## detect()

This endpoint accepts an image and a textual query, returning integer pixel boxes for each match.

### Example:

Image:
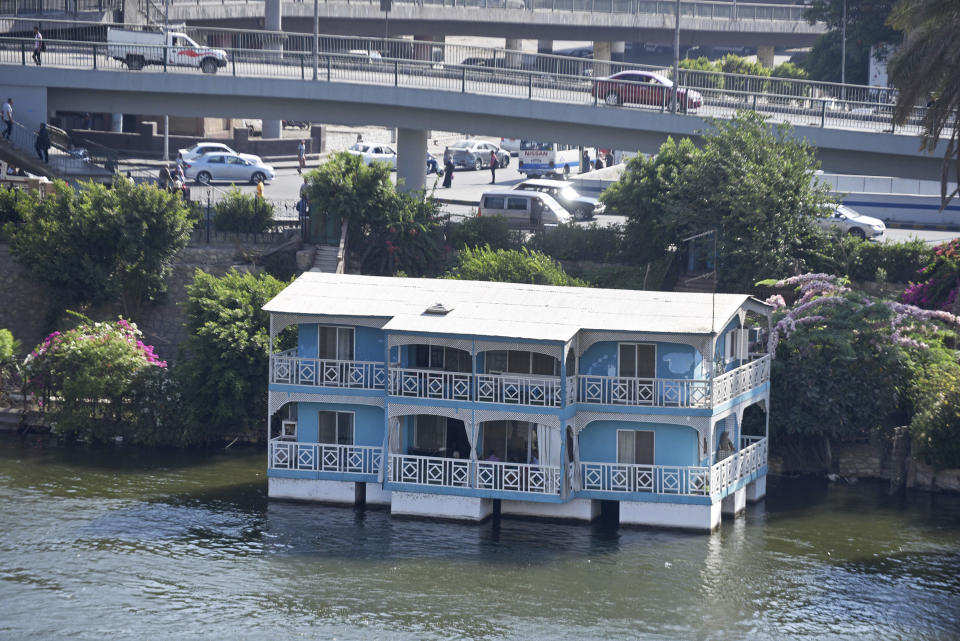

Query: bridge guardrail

[0,25,924,137]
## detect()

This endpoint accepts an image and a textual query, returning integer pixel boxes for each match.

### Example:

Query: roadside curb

[435,197,479,206]
[885,220,960,231]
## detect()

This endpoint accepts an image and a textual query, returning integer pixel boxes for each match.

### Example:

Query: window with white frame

[318,411,354,445]
[618,343,656,379]
[414,415,447,452]
[279,405,298,440]
[482,420,538,463]
[617,429,654,465]
[318,326,354,361]
[723,327,748,364]
[485,350,559,376]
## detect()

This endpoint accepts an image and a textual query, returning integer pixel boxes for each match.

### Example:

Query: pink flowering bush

[902,239,960,311]
[23,318,167,442]
[759,273,960,465]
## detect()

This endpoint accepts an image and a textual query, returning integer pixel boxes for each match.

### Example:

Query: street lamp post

[671,0,680,113]
[313,0,319,80]
[840,0,847,100]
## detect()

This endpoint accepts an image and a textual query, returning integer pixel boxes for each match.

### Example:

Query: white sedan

[817,204,886,240]
[183,153,275,185]
[177,142,261,165]
[346,143,397,169]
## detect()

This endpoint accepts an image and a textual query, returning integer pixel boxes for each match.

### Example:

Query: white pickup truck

[107,28,228,74]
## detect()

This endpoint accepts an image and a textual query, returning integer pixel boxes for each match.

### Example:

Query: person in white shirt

[2,99,12,140]
[32,26,42,66]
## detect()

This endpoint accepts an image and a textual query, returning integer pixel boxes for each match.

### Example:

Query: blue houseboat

[263,273,772,531]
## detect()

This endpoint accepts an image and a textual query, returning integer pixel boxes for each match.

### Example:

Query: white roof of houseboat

[263,272,770,341]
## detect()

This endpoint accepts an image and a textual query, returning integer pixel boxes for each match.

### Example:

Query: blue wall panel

[579,341,700,380]
[578,420,698,467]
[297,402,384,446]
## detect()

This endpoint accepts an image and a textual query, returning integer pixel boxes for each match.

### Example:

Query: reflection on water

[1,434,959,641]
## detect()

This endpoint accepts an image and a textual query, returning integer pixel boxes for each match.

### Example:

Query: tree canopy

[601,111,832,291]
[445,246,586,286]
[802,0,900,84]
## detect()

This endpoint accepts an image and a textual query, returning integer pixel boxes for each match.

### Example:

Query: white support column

[505,38,523,69]
[396,128,427,193]
[593,41,612,78]
[111,113,123,133]
[262,0,283,140]
[757,45,775,68]
[721,486,747,516]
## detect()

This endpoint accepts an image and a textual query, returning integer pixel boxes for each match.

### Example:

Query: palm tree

[887,0,960,208]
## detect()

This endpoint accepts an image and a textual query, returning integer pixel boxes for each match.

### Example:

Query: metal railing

[475,373,562,406]
[159,0,811,22]
[389,453,471,487]
[712,354,770,406]
[709,435,766,498]
[0,0,120,14]
[271,355,386,389]
[581,461,710,495]
[269,439,382,475]
[388,367,472,400]
[577,374,712,407]
[2,119,114,176]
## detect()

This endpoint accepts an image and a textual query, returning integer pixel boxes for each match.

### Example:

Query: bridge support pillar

[413,34,444,62]
[505,38,523,69]
[757,45,775,68]
[612,41,625,62]
[262,0,283,140]
[537,39,552,54]
[396,128,427,194]
[593,40,612,78]
[111,113,123,133]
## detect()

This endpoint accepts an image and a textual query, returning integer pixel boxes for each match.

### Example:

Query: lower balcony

[579,436,767,501]
[388,453,562,498]
[269,440,382,479]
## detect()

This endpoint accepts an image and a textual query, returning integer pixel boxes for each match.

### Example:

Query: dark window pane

[619,344,636,378]
[636,344,656,379]
[508,350,530,374]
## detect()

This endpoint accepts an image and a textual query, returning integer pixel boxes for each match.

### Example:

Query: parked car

[177,142,261,165]
[591,71,703,111]
[444,140,510,171]
[346,142,397,169]
[816,204,886,240]
[478,189,572,227]
[499,138,522,155]
[183,152,275,185]
[513,179,604,220]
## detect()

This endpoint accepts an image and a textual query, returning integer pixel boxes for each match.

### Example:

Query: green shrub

[526,222,625,264]
[902,239,960,311]
[213,187,274,233]
[719,54,770,94]
[448,214,516,252]
[911,361,960,468]
[446,246,586,286]
[0,186,24,229]
[769,62,810,99]
[678,56,723,90]
[0,328,21,407]
[566,262,668,290]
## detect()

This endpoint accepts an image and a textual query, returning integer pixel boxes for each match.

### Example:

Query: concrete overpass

[0,55,944,194]
[167,0,825,49]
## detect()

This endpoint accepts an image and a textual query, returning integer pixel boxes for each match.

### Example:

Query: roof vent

[424,302,453,315]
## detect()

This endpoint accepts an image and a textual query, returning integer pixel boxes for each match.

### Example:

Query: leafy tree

[602,112,833,291]
[0,328,21,408]
[448,214,516,252]
[910,361,960,468]
[22,318,167,442]
[175,269,291,445]
[802,0,900,84]
[3,177,193,319]
[213,186,274,233]
[446,246,586,286]
[359,190,446,277]
[887,0,960,208]
[0,186,23,229]
[901,238,960,310]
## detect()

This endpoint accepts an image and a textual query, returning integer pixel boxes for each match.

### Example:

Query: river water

[1,435,959,641]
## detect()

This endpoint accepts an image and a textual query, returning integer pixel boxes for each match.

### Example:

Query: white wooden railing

[577,375,712,408]
[476,460,561,495]
[388,368,472,401]
[580,436,767,499]
[475,373,562,407]
[389,453,471,487]
[580,461,710,495]
[269,440,382,475]
[270,355,386,389]
[712,355,771,406]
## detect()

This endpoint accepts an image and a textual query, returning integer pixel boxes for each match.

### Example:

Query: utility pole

[671,0,680,114]
[312,0,319,80]
[840,0,847,100]
[163,0,170,161]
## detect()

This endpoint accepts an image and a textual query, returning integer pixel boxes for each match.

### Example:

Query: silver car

[817,204,886,240]
[444,140,510,171]
[184,152,275,185]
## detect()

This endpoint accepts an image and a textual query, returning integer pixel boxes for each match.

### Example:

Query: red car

[591,71,703,111]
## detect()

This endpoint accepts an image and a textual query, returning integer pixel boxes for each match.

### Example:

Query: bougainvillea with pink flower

[23,318,166,442]
[902,238,960,312]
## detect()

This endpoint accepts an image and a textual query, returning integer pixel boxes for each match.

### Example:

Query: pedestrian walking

[298,176,309,216]
[2,98,12,140]
[35,123,50,162]
[158,165,170,190]
[581,148,590,173]
[297,139,306,175]
[442,154,454,188]
[489,149,497,184]
[256,176,264,199]
[32,26,43,66]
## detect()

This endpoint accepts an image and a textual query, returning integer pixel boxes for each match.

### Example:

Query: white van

[478,189,573,228]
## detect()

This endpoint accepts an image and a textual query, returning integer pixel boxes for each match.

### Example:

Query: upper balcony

[270,352,770,409]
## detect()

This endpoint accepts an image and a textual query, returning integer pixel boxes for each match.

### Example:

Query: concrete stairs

[307,245,340,273]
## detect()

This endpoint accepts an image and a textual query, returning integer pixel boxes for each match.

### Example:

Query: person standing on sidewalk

[297,139,306,175]
[32,26,43,66]
[256,175,264,200]
[489,149,497,184]
[2,99,12,140]
[35,123,50,162]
